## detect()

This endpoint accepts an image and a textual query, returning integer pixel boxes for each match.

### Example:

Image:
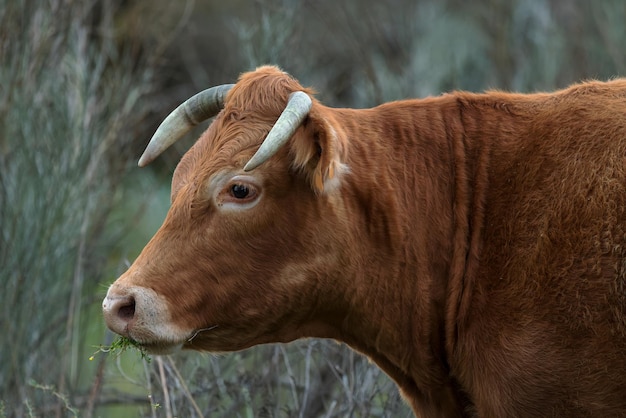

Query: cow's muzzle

[102,284,191,353]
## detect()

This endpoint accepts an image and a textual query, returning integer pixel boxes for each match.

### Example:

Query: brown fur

[107,66,626,417]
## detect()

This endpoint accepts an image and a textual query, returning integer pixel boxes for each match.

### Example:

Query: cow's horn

[243,91,312,171]
[138,84,235,167]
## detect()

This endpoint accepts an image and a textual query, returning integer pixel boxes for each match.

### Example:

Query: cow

[103,65,626,417]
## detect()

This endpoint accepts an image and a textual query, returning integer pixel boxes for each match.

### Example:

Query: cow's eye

[217,176,260,208]
[230,184,250,199]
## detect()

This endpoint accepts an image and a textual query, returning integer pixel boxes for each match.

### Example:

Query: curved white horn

[243,91,312,171]
[138,84,234,167]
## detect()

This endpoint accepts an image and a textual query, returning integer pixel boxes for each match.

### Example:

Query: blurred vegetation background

[0,0,624,416]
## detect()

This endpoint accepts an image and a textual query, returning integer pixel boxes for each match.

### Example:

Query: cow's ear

[290,105,348,194]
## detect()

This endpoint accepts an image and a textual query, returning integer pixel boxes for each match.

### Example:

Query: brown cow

[103,65,626,417]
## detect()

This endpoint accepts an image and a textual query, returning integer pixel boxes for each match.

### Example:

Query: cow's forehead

[171,66,316,204]
[171,111,285,202]
[202,111,275,165]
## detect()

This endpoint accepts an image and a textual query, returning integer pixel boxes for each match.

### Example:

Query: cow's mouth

[136,340,184,355]
[126,325,220,355]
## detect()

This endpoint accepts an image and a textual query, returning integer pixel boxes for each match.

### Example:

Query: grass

[90,337,152,364]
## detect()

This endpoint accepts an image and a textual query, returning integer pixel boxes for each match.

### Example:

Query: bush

[0,0,154,416]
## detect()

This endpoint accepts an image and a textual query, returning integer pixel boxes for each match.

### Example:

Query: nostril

[117,297,136,321]
[103,292,137,336]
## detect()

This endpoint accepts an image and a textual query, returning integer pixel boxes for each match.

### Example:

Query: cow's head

[102,66,351,354]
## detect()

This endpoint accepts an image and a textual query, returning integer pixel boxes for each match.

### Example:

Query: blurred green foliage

[0,0,155,416]
[0,0,624,416]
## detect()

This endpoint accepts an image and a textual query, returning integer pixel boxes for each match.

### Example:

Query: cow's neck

[323,99,476,415]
